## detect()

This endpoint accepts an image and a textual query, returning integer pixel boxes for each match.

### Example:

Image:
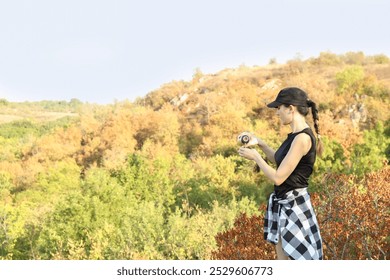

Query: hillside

[0,99,82,125]
[138,52,389,156]
[0,51,389,260]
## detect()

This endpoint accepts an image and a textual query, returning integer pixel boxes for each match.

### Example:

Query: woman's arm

[239,133,311,185]
[239,132,276,164]
[256,137,276,164]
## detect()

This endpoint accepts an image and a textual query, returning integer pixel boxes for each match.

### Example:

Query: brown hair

[297,100,324,156]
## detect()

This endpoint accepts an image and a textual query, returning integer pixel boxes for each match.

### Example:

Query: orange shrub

[313,168,389,259]
[212,210,275,260]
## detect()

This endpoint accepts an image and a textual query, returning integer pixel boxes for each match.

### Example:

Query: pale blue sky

[0,0,389,104]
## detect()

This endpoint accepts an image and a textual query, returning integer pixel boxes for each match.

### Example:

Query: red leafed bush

[212,210,275,260]
[212,167,390,260]
[313,168,390,259]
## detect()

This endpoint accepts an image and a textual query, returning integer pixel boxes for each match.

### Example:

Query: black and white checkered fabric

[264,188,323,260]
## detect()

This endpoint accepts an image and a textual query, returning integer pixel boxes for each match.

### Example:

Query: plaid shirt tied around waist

[264,188,323,260]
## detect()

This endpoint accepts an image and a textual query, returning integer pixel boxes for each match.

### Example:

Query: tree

[335,66,365,95]
[349,122,389,176]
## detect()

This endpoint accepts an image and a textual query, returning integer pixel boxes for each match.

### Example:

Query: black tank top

[274,127,316,198]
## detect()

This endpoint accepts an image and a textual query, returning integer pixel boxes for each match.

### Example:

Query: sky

[0,0,389,104]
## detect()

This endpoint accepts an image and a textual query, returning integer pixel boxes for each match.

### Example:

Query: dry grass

[0,111,77,124]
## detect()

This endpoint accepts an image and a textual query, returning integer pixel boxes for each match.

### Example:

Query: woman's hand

[246,135,260,147]
[238,147,262,161]
[237,132,260,147]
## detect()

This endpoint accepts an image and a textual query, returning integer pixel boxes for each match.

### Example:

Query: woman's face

[276,104,293,125]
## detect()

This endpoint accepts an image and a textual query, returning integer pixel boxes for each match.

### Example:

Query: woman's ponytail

[308,99,324,157]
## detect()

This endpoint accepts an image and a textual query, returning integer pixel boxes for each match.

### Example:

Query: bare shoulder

[291,133,312,155]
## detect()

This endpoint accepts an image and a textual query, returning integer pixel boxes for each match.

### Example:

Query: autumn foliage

[212,210,275,260]
[315,168,390,259]
[0,52,389,259]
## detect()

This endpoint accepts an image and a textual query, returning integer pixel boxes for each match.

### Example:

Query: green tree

[0,172,31,259]
[371,54,390,64]
[335,66,365,95]
[315,137,347,174]
[349,122,389,176]
[113,154,176,209]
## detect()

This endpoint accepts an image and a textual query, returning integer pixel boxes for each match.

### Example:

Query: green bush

[349,122,389,176]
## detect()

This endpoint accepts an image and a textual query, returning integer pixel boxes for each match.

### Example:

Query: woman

[238,87,323,260]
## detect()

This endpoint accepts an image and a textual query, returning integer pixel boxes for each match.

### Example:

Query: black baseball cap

[267,87,309,108]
